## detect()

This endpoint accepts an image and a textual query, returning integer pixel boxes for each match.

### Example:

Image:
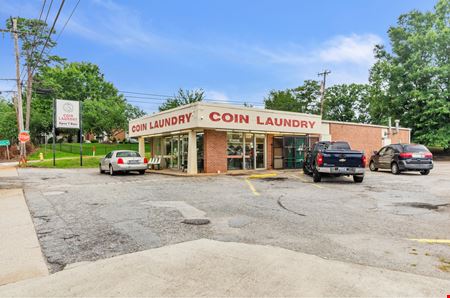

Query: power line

[120,91,264,105]
[55,0,81,42]
[29,0,66,77]
[43,0,54,24]
[19,0,50,83]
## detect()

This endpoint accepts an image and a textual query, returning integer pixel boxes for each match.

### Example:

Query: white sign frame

[55,99,80,129]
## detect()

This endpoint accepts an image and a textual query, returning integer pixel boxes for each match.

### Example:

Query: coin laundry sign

[56,99,80,129]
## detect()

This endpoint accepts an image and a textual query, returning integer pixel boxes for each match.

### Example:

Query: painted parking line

[249,173,277,179]
[311,183,324,189]
[288,174,308,183]
[245,178,260,196]
[408,239,450,244]
[288,174,324,189]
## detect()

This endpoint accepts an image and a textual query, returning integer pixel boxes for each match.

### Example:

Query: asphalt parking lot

[3,162,450,280]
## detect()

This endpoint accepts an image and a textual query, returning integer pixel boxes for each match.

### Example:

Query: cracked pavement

[4,163,450,281]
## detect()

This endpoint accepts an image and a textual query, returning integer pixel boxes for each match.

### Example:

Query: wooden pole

[12,18,26,162]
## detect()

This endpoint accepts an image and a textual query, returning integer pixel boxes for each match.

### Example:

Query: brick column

[204,130,227,173]
[266,134,274,170]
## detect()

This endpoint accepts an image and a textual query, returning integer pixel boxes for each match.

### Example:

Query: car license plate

[337,167,354,173]
[412,153,423,158]
[128,160,139,164]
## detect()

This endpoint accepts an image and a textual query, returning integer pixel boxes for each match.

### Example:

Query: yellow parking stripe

[249,173,277,179]
[409,239,450,244]
[312,184,324,189]
[245,178,260,196]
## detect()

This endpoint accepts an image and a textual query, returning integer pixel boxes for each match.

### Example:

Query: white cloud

[205,90,230,102]
[318,34,382,65]
[63,0,169,52]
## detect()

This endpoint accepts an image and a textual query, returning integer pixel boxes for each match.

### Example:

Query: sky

[0,0,437,113]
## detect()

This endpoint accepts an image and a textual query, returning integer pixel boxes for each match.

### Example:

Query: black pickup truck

[303,141,366,183]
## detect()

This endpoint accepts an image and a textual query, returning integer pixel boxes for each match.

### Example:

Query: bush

[91,139,98,143]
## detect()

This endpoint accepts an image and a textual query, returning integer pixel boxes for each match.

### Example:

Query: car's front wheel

[353,175,364,183]
[369,161,378,172]
[109,165,115,176]
[139,170,146,175]
[420,170,430,175]
[391,162,400,175]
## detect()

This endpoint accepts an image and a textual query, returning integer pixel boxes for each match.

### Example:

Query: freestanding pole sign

[0,139,10,160]
[54,99,83,166]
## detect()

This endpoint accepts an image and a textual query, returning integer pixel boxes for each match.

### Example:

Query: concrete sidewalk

[0,166,18,177]
[0,188,48,286]
[0,239,448,297]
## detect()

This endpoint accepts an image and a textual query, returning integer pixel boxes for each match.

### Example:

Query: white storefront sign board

[56,99,80,129]
[129,102,324,137]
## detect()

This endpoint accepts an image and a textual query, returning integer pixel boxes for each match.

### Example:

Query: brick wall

[391,129,410,144]
[266,134,274,170]
[329,123,411,162]
[204,130,227,173]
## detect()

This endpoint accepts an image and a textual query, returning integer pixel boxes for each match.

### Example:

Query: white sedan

[99,150,148,175]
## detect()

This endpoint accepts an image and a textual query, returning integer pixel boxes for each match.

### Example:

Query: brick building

[129,102,410,174]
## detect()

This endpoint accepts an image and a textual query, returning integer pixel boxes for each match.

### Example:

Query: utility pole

[318,70,331,116]
[12,18,26,162]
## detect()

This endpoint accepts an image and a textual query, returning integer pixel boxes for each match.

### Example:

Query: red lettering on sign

[222,113,233,122]
[300,121,308,128]
[179,115,185,124]
[292,120,300,127]
[265,117,274,126]
[209,112,220,122]
[185,112,192,122]
[256,116,264,125]
[284,119,291,127]
[309,121,315,128]
[239,114,249,124]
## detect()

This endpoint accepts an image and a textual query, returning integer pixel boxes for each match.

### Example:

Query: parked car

[369,144,433,175]
[303,141,366,183]
[99,150,148,175]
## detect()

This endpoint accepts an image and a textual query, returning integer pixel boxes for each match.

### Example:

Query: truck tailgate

[322,150,363,167]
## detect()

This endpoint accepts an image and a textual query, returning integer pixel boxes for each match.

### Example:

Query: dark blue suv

[369,144,433,175]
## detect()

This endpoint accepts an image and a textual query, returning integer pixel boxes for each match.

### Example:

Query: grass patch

[28,156,102,168]
[28,147,80,160]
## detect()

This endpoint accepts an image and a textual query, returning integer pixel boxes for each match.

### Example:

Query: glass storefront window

[244,133,254,169]
[172,137,179,168]
[164,137,172,167]
[227,132,266,170]
[255,134,265,169]
[197,133,204,172]
[227,133,244,170]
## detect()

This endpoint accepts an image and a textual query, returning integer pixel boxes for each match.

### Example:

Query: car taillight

[399,152,412,159]
[144,157,148,164]
[316,153,323,167]
[117,158,124,164]
[424,153,433,158]
[362,155,366,167]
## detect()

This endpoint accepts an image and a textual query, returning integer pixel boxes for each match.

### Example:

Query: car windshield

[403,145,429,153]
[116,151,141,157]
[324,142,351,150]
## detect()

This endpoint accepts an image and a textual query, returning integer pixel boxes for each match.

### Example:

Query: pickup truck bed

[303,141,366,183]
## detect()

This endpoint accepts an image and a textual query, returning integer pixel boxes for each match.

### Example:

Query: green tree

[369,0,450,148]
[6,17,63,131]
[31,62,143,139]
[323,84,372,123]
[159,88,205,111]
[0,98,18,141]
[264,80,321,114]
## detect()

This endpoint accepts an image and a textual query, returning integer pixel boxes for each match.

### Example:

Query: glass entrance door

[255,134,265,169]
[171,137,179,168]
[282,136,306,169]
